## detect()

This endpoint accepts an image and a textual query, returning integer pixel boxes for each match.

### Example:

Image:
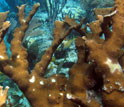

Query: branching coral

[0,0,124,107]
[0,86,9,107]
[82,0,124,106]
[80,0,114,23]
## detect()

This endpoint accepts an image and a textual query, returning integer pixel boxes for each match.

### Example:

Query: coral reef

[0,86,9,107]
[80,0,114,23]
[0,0,124,107]
[44,0,67,25]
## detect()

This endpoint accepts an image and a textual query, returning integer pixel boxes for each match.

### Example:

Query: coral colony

[1,0,124,107]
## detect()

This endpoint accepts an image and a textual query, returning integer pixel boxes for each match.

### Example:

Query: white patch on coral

[120,87,124,92]
[66,93,73,99]
[9,66,13,69]
[40,81,44,85]
[0,55,4,59]
[1,93,3,96]
[22,19,26,23]
[104,58,122,73]
[5,86,9,89]
[104,10,117,17]
[49,94,51,97]
[103,85,107,91]
[115,81,121,86]
[17,55,20,59]
[59,93,63,96]
[29,76,35,83]
[46,55,49,58]
[51,78,56,83]
[110,86,113,89]
[87,99,91,103]
[32,88,35,91]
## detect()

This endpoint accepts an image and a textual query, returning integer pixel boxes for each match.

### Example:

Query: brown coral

[0,86,9,107]
[0,0,124,107]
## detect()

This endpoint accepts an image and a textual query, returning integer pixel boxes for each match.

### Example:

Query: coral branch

[33,16,84,76]
[0,86,9,107]
[66,93,100,107]
[2,3,40,90]
[82,0,124,106]
[0,12,10,63]
[1,0,124,107]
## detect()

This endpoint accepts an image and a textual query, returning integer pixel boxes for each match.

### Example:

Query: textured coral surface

[0,0,124,107]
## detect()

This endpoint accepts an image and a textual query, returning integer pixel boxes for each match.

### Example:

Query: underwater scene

[1,0,124,106]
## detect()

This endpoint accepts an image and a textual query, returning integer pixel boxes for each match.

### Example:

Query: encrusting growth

[0,0,124,107]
